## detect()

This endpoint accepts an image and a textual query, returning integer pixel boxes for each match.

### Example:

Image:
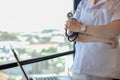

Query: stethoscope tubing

[65,18,79,42]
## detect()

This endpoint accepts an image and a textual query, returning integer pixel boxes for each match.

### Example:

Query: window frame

[0,0,81,70]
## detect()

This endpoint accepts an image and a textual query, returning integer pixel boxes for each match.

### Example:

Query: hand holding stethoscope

[65,11,79,42]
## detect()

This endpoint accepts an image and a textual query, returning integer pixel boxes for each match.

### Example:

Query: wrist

[80,25,87,33]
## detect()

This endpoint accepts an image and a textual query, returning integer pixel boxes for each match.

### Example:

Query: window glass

[0,0,73,79]
[0,0,73,63]
[2,55,73,80]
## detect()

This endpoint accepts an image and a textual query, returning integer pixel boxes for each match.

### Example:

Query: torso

[71,0,120,79]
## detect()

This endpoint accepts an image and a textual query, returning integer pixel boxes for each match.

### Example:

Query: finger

[67,22,71,27]
[68,18,73,21]
[67,19,73,24]
[66,19,71,22]
[110,41,116,48]
[64,24,70,29]
[105,40,116,48]
[65,21,71,28]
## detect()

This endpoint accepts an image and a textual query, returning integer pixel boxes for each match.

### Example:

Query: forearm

[76,34,117,48]
[82,20,120,39]
[76,34,110,42]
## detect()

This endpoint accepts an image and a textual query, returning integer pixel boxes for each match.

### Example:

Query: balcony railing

[0,50,74,70]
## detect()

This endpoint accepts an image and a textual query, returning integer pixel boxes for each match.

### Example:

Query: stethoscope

[65,12,79,42]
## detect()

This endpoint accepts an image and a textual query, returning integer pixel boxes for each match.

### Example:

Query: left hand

[64,19,82,32]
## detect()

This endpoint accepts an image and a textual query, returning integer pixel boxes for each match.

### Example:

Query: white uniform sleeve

[73,1,83,21]
[111,1,120,22]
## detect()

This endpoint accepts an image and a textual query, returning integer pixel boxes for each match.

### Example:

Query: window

[0,0,73,80]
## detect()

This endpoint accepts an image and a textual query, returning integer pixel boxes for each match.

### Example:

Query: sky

[0,0,73,32]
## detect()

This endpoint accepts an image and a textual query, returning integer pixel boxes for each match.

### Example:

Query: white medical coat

[71,0,120,79]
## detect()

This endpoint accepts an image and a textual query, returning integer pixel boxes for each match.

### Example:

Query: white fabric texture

[72,73,112,80]
[71,0,120,79]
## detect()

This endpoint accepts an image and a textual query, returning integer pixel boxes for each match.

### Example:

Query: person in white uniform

[65,0,120,80]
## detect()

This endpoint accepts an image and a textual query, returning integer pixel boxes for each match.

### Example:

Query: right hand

[65,19,82,33]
